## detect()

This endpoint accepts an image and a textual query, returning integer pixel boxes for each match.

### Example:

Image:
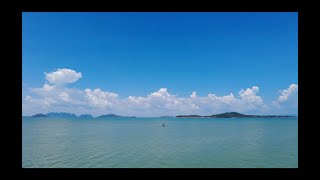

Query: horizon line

[23,111,298,118]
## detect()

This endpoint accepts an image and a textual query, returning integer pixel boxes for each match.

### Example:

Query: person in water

[162,123,165,127]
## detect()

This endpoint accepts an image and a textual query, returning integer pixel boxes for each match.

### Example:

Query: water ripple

[23,117,298,168]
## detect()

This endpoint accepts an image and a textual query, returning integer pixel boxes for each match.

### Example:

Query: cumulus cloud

[190,92,197,98]
[277,84,298,103]
[239,86,262,104]
[45,68,82,86]
[272,84,298,114]
[22,68,298,117]
[201,86,268,115]
[85,88,119,108]
[150,88,170,97]
[116,86,267,116]
[43,83,54,91]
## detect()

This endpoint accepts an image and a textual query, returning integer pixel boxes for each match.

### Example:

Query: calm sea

[22,117,298,168]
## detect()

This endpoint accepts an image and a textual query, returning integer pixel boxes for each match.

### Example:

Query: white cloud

[45,68,82,86]
[58,92,71,102]
[272,84,298,114]
[239,86,263,105]
[84,88,119,108]
[22,68,298,116]
[43,83,54,91]
[150,88,170,97]
[277,84,298,103]
[190,91,197,98]
[23,86,270,116]
[25,95,32,101]
[118,86,267,116]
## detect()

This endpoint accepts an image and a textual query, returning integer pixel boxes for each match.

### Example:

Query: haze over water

[22,117,297,168]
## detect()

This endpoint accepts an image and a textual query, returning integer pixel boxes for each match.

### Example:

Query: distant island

[176,112,296,118]
[46,112,78,119]
[27,112,296,119]
[29,112,136,119]
[32,113,48,118]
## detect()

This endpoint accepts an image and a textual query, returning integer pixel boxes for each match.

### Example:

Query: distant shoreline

[24,111,297,119]
[176,112,295,118]
[175,116,296,118]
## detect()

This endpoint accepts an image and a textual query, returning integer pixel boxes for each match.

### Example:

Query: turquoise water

[22,117,298,168]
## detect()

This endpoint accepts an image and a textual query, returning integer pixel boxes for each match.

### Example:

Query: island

[176,115,202,118]
[46,112,78,119]
[97,114,124,118]
[176,112,295,118]
[27,111,295,119]
[28,112,137,119]
[32,113,48,118]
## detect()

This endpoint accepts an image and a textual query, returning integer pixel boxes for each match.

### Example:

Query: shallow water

[22,117,298,168]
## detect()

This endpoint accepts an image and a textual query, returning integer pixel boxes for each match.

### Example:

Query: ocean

[22,117,298,168]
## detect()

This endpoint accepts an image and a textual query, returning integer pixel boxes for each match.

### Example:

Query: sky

[22,12,298,117]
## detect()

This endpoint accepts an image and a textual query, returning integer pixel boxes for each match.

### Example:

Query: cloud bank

[23,69,298,117]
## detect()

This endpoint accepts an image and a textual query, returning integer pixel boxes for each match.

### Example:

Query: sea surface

[22,117,298,168]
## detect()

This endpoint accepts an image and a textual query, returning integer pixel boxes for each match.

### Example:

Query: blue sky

[22,12,298,116]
